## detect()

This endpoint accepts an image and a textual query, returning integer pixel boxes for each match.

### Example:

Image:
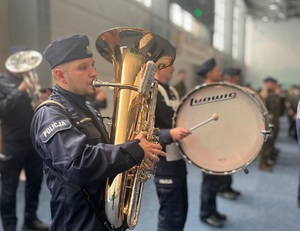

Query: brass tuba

[93,27,176,230]
[5,50,42,109]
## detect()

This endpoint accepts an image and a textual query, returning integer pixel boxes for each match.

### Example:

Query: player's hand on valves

[170,127,191,141]
[18,80,28,93]
[135,133,166,167]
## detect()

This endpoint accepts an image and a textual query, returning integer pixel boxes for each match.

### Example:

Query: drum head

[174,83,267,174]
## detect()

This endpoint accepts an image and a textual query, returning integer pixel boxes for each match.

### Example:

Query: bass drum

[174,82,270,175]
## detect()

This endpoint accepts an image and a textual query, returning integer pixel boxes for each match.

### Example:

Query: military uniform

[259,77,281,170]
[296,100,300,207]
[0,71,44,231]
[154,81,188,231]
[173,80,186,99]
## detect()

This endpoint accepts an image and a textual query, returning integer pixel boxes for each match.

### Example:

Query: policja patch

[40,119,72,143]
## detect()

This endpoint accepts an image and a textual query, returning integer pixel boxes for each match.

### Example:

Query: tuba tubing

[94,27,176,230]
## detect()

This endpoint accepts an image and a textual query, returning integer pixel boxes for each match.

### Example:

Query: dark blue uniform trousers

[155,175,188,231]
[200,173,231,219]
[0,140,43,231]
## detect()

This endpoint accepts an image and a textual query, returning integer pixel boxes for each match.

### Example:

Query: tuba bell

[5,50,43,109]
[93,27,176,230]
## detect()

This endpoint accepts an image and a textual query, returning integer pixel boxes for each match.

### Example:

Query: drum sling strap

[35,100,127,231]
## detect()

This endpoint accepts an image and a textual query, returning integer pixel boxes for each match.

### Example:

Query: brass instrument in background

[94,27,176,230]
[5,50,42,109]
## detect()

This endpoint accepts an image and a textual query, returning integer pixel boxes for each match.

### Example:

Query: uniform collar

[156,79,169,90]
[54,84,86,106]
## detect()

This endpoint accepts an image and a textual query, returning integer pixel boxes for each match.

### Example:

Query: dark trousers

[200,173,231,218]
[0,140,43,231]
[154,175,188,231]
[298,173,300,203]
[219,175,233,192]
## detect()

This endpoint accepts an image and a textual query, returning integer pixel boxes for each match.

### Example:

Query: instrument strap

[45,164,122,231]
[35,99,70,116]
[37,100,112,144]
[35,100,127,231]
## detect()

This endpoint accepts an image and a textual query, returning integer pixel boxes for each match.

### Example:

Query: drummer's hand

[170,127,191,141]
[135,133,166,167]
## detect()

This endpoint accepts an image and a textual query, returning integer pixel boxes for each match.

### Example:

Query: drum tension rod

[242,166,249,174]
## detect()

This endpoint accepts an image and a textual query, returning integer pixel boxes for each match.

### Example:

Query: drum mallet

[189,113,219,132]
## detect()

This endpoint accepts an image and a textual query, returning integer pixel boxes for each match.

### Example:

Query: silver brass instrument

[5,50,42,108]
[94,27,176,230]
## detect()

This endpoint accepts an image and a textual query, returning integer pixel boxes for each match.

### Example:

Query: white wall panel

[245,17,300,89]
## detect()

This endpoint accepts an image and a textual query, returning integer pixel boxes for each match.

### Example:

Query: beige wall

[0,0,50,87]
[245,17,300,89]
[48,0,215,116]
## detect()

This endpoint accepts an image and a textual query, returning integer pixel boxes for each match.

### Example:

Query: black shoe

[201,214,224,228]
[266,159,275,166]
[218,190,239,200]
[231,188,241,196]
[22,219,49,230]
[214,211,227,221]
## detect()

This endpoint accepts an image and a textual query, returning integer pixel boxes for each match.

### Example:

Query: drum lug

[261,130,271,141]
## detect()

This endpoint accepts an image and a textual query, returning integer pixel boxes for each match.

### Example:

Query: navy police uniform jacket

[154,81,188,231]
[154,81,187,176]
[0,71,34,142]
[30,85,145,231]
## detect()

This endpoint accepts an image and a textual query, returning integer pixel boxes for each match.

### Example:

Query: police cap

[223,67,241,76]
[43,34,93,69]
[197,58,216,76]
[263,77,277,83]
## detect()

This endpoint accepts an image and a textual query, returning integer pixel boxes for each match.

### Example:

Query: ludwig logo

[190,91,237,106]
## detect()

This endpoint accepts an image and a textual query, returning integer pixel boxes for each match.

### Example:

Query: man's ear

[53,68,67,84]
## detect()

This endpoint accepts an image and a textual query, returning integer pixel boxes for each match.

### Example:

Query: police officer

[153,64,191,231]
[0,46,49,231]
[197,58,232,228]
[216,67,242,200]
[30,34,165,231]
[222,67,241,85]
